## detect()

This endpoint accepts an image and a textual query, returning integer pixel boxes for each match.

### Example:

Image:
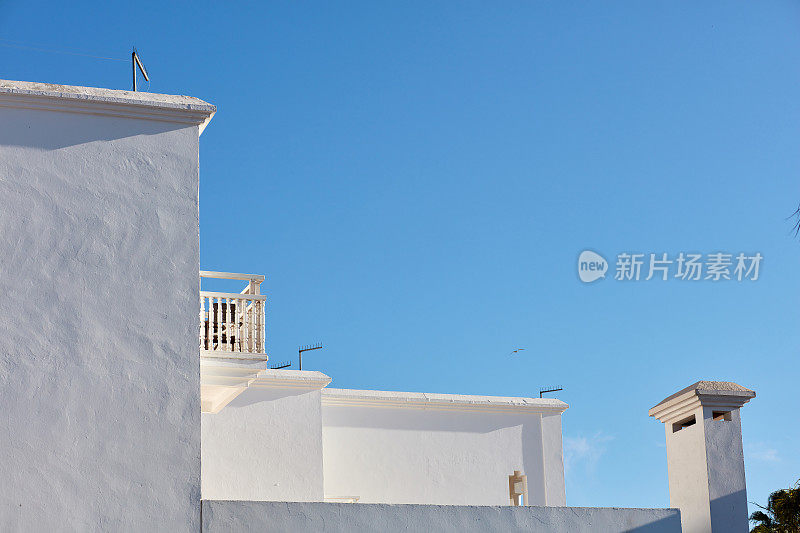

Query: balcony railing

[200,271,266,356]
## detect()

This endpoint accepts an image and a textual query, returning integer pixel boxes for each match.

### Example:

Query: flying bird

[509,348,525,355]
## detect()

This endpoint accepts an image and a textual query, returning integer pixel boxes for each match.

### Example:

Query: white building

[0,79,755,532]
[202,372,568,506]
[198,272,567,506]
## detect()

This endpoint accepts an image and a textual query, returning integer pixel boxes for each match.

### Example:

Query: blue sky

[1,0,798,512]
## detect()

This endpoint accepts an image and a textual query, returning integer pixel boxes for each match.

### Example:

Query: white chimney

[649,381,755,533]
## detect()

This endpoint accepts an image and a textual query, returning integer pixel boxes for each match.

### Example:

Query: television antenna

[131,47,149,91]
[298,343,323,370]
[269,361,292,370]
[539,386,563,398]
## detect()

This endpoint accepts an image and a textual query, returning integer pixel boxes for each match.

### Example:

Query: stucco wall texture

[322,405,563,506]
[704,406,749,533]
[665,405,710,533]
[202,377,568,506]
[202,387,326,501]
[0,95,209,531]
[201,501,682,533]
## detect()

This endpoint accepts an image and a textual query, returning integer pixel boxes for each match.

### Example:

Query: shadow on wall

[626,512,683,533]
[320,403,550,505]
[323,404,542,434]
[709,489,748,532]
[227,387,314,407]
[0,107,186,149]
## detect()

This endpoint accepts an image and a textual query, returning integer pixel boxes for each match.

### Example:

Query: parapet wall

[201,372,568,506]
[322,388,567,505]
[201,501,681,533]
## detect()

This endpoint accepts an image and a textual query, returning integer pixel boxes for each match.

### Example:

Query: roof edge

[251,369,332,390]
[322,388,569,414]
[0,79,216,132]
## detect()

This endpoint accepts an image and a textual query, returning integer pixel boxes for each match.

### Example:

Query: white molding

[0,79,216,132]
[200,357,269,413]
[251,370,332,390]
[648,393,703,424]
[200,357,267,382]
[649,389,755,423]
[201,271,266,282]
[201,350,268,360]
[200,291,267,301]
[322,388,569,414]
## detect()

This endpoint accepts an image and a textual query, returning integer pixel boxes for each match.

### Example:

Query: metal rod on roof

[131,47,149,91]
[298,343,323,371]
[539,386,563,398]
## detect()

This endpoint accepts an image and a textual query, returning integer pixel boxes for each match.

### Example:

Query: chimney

[649,381,755,533]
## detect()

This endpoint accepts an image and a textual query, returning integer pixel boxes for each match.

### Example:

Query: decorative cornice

[649,381,755,423]
[251,370,332,390]
[0,79,216,132]
[201,350,268,362]
[200,356,269,388]
[321,388,569,414]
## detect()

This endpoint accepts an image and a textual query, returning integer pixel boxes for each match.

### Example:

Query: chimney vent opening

[672,415,696,433]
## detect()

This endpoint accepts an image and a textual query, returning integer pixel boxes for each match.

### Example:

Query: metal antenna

[131,47,149,91]
[269,361,292,370]
[539,386,563,398]
[298,343,323,371]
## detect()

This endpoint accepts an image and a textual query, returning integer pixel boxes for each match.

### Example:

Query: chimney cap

[648,381,755,423]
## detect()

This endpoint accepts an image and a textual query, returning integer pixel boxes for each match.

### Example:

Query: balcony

[200,271,266,357]
[200,271,269,413]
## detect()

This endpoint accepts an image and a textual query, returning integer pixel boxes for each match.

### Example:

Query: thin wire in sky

[0,37,127,62]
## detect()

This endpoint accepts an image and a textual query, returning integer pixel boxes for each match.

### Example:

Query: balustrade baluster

[241,300,246,353]
[261,300,267,353]
[236,299,243,352]
[216,298,221,351]
[207,296,212,350]
[219,297,225,351]
[256,300,263,353]
[200,296,206,351]
[261,300,266,353]
[220,298,225,350]
[208,296,212,350]
[222,297,227,351]
[247,300,255,353]
[252,300,258,353]
[227,297,234,352]
[253,300,258,353]
[211,298,217,351]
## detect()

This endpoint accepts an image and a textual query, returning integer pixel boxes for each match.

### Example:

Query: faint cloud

[564,431,614,475]
[746,442,780,463]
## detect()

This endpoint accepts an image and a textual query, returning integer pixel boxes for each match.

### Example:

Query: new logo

[578,250,607,283]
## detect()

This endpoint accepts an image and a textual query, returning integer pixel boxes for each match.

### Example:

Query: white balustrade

[200,272,266,355]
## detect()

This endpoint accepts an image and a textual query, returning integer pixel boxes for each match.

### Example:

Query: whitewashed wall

[202,501,681,533]
[663,404,711,533]
[321,389,567,506]
[704,406,748,533]
[0,81,214,531]
[202,371,332,501]
[541,411,567,505]
[201,377,567,507]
